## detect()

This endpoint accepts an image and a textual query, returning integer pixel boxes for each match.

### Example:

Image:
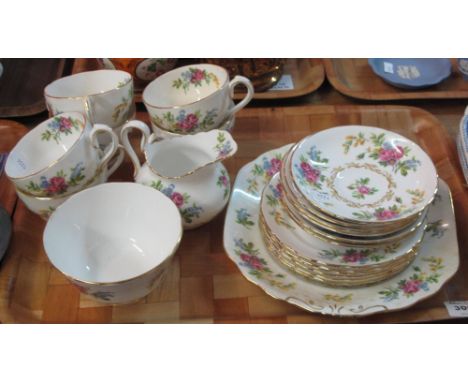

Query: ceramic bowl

[290,126,438,224]
[43,182,182,304]
[143,63,253,135]
[45,70,134,129]
[5,112,119,197]
[368,58,452,88]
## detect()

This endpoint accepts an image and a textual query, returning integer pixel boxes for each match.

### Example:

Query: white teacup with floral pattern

[143,63,254,135]
[5,112,120,197]
[121,121,237,229]
[15,145,125,220]
[44,70,134,129]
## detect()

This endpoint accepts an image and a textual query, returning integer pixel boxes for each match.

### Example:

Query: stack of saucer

[259,126,438,287]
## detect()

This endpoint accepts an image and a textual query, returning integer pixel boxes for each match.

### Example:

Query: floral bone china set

[5,64,250,304]
[5,63,459,315]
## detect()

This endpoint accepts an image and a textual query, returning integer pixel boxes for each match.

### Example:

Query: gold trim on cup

[44,70,133,100]
[142,63,230,109]
[6,112,87,180]
[15,167,104,199]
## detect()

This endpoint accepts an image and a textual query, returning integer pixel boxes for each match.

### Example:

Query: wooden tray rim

[324,58,468,101]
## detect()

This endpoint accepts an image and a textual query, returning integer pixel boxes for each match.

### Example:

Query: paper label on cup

[383,62,394,74]
[268,74,294,91]
[444,301,468,317]
[0,153,7,177]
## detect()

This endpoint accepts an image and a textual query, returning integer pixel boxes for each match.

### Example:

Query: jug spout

[146,130,237,179]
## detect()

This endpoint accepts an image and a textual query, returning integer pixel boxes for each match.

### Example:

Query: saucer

[261,172,426,267]
[368,58,452,89]
[153,114,235,140]
[223,144,459,316]
[290,126,438,224]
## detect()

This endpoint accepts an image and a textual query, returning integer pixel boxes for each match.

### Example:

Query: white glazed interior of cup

[5,112,86,179]
[143,64,228,107]
[43,182,182,283]
[45,70,131,98]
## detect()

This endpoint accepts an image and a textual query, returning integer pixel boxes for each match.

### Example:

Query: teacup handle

[88,124,119,174]
[105,144,125,178]
[120,120,152,177]
[226,75,254,117]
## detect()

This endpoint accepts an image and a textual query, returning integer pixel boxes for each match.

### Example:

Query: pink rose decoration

[59,117,73,132]
[191,69,205,83]
[220,176,228,186]
[378,145,404,165]
[240,254,263,270]
[343,251,365,263]
[47,177,68,194]
[171,192,184,207]
[301,161,321,184]
[402,279,421,294]
[267,158,282,176]
[375,209,398,220]
[276,183,283,196]
[178,113,199,131]
[358,185,370,195]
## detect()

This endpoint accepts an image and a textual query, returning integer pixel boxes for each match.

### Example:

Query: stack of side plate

[259,125,439,287]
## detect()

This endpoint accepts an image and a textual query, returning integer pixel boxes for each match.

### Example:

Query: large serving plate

[290,126,438,224]
[224,145,459,317]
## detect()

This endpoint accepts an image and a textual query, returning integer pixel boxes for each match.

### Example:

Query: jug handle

[120,120,151,178]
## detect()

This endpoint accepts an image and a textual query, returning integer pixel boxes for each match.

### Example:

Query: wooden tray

[324,58,468,100]
[0,59,66,117]
[1,105,467,323]
[71,59,325,102]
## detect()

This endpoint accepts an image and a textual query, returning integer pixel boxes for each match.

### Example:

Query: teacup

[15,146,125,220]
[143,63,254,135]
[44,70,135,129]
[43,182,183,304]
[5,112,120,197]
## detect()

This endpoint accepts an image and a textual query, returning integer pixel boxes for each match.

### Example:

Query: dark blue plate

[368,58,452,89]
[0,207,11,264]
